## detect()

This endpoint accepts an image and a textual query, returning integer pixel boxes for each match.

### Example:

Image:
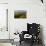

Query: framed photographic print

[14,10,26,19]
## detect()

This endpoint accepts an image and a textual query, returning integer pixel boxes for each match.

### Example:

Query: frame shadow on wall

[14,10,27,19]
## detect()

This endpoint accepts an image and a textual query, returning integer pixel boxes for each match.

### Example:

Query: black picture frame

[14,10,27,19]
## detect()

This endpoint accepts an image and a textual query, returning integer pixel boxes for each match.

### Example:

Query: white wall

[0,0,46,46]
[0,0,8,3]
[8,0,46,45]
